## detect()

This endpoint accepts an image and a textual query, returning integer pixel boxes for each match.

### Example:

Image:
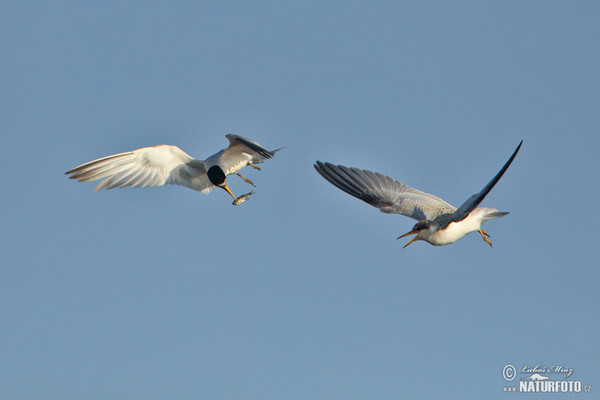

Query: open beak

[397,230,419,249]
[222,184,237,201]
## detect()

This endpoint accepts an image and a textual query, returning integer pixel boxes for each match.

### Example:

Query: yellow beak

[397,230,419,248]
[222,184,237,200]
[397,230,416,239]
[402,235,420,248]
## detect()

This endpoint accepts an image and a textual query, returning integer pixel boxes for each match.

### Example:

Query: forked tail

[483,210,509,220]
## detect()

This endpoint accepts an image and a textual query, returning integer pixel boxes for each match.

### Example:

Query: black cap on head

[412,220,430,232]
[207,165,227,186]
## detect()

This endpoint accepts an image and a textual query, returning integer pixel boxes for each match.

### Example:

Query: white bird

[314,141,522,247]
[66,134,281,205]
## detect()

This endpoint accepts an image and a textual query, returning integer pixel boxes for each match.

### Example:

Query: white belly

[427,214,483,245]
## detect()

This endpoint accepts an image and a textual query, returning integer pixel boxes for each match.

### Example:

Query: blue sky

[1,1,599,399]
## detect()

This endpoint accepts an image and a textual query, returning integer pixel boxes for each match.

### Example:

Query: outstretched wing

[66,145,213,193]
[218,134,280,175]
[314,161,456,221]
[449,140,522,224]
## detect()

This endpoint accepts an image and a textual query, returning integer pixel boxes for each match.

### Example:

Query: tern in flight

[314,141,522,247]
[66,134,280,205]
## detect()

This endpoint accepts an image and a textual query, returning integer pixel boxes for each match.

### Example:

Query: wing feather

[217,134,280,175]
[66,145,213,193]
[314,161,456,221]
[449,140,522,224]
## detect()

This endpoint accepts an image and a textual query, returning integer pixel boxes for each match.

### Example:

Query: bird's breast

[426,217,482,245]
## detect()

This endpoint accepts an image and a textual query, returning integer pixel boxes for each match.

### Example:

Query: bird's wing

[66,145,213,193]
[218,134,279,175]
[314,161,456,221]
[450,140,522,223]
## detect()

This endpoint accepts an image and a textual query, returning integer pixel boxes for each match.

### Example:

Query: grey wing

[66,144,214,193]
[314,161,456,221]
[219,134,280,175]
[450,140,522,224]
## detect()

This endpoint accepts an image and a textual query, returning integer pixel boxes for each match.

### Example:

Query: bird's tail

[483,210,509,220]
[270,147,284,157]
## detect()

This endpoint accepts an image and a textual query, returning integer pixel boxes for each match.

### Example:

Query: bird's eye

[414,221,428,231]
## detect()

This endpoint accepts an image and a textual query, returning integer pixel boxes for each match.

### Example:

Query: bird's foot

[248,163,261,171]
[478,229,493,247]
[232,192,254,206]
[236,172,256,187]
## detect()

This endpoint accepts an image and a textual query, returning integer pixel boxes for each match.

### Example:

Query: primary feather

[314,161,456,221]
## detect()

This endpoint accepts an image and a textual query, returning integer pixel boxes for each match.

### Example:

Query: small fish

[232,192,254,206]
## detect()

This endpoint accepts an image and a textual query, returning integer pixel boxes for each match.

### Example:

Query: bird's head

[207,165,236,199]
[207,165,227,187]
[397,220,437,248]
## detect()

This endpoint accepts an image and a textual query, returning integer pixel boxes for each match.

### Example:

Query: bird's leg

[480,229,491,238]
[236,172,256,187]
[478,229,493,247]
[248,162,261,171]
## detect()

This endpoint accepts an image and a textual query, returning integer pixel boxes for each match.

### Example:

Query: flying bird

[66,134,280,205]
[314,141,522,247]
